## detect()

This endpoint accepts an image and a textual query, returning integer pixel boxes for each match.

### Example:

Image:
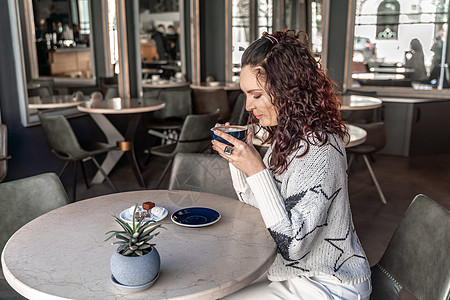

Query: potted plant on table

[105,205,163,287]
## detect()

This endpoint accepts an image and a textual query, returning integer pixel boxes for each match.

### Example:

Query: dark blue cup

[211,125,247,146]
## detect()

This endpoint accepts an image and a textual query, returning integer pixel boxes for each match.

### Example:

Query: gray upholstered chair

[228,92,248,126]
[192,87,231,123]
[104,86,119,99]
[0,173,69,300]
[27,85,53,98]
[347,122,387,204]
[168,153,238,200]
[148,109,220,188]
[370,194,450,300]
[147,87,193,133]
[0,124,11,182]
[38,111,119,201]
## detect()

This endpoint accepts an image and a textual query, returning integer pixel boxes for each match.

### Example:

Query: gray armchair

[148,110,220,188]
[0,124,11,182]
[38,111,119,201]
[370,194,449,299]
[0,173,69,300]
[168,153,238,200]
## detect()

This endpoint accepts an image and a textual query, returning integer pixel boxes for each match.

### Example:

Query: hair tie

[262,32,279,44]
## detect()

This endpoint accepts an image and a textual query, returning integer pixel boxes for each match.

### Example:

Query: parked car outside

[353,36,376,62]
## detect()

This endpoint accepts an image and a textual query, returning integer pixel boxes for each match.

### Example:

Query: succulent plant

[105,205,163,257]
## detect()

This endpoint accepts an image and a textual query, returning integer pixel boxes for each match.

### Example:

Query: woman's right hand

[212,129,266,177]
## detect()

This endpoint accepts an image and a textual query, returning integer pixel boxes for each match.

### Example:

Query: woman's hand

[211,129,266,177]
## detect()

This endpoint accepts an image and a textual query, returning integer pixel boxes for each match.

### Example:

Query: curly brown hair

[241,30,346,174]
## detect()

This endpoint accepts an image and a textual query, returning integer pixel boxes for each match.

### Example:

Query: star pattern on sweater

[268,185,341,262]
[293,186,341,242]
[285,251,311,272]
[324,221,366,273]
[329,134,344,157]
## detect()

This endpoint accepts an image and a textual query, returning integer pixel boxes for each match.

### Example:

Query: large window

[231,0,273,82]
[347,0,450,94]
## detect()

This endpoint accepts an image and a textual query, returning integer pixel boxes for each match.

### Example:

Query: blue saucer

[171,207,221,228]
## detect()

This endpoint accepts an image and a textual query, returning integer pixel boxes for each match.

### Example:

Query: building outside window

[231,0,273,82]
[349,0,449,92]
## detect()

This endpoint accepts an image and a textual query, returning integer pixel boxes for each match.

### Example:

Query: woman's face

[240,65,278,126]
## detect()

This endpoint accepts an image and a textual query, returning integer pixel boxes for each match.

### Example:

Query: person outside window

[430,28,446,85]
[405,38,428,82]
[153,24,168,60]
[212,30,371,299]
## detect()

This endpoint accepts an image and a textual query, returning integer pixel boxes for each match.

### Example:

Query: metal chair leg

[80,161,90,189]
[362,154,387,205]
[155,158,173,189]
[347,153,355,171]
[72,162,77,202]
[58,161,70,177]
[91,157,119,193]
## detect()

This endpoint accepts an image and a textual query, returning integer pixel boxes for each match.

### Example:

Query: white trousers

[223,275,371,300]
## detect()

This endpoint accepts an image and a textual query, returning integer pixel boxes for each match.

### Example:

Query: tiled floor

[76,151,450,268]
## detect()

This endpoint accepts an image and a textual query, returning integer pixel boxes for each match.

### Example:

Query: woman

[212,30,371,299]
[405,38,427,82]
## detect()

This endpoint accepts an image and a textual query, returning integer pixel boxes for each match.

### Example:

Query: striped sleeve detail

[246,168,287,227]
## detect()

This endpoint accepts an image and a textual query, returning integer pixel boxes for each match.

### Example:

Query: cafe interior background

[0,0,449,196]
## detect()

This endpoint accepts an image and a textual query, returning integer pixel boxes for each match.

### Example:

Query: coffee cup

[151,74,160,82]
[211,125,247,146]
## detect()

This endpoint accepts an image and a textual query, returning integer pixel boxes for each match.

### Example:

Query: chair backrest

[229,92,248,125]
[168,153,238,199]
[370,194,450,300]
[91,91,104,104]
[38,112,87,161]
[104,86,119,99]
[173,109,220,154]
[354,122,386,153]
[0,124,8,182]
[0,173,69,251]
[28,85,53,98]
[72,90,84,101]
[154,88,192,119]
[342,104,383,124]
[192,88,230,123]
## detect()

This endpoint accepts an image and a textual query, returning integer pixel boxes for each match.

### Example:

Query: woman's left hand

[212,130,266,176]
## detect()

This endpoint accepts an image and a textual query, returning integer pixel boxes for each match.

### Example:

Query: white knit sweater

[229,134,371,285]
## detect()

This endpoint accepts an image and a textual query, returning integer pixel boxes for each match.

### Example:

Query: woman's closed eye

[253,94,262,99]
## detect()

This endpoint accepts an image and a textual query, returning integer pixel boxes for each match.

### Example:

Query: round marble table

[78,97,165,187]
[339,95,383,111]
[1,190,276,300]
[28,95,89,109]
[142,79,190,89]
[190,82,241,91]
[345,124,367,148]
[250,124,367,148]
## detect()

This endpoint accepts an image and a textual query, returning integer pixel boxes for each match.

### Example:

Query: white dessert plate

[119,206,168,224]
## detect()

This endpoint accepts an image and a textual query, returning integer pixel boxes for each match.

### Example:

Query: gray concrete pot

[110,247,160,286]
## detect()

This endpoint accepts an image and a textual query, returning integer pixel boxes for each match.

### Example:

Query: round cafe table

[1,190,276,300]
[251,124,367,148]
[339,94,382,111]
[28,95,89,109]
[78,97,165,187]
[142,79,190,89]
